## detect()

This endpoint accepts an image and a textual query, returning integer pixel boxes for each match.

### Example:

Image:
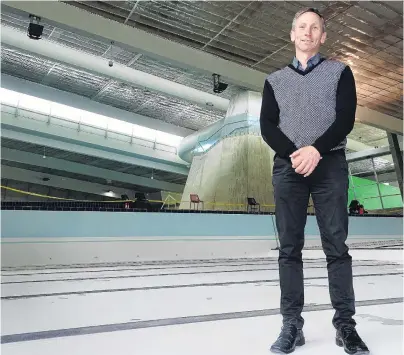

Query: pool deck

[1,249,403,355]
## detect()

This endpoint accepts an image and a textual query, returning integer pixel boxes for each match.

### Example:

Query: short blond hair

[292,7,326,32]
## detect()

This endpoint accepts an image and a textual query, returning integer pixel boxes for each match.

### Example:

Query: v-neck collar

[287,58,327,76]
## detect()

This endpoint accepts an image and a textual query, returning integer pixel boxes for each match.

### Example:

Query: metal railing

[1,102,179,155]
[193,117,259,155]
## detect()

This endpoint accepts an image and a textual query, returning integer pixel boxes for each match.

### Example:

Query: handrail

[1,103,178,154]
[194,125,252,155]
[197,118,249,145]
[178,113,260,162]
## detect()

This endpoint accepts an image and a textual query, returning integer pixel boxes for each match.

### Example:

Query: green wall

[348,176,402,210]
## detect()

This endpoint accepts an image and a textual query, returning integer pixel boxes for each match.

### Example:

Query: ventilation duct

[1,25,230,111]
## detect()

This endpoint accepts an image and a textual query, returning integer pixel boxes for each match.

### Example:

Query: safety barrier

[0,185,273,211]
[1,185,402,217]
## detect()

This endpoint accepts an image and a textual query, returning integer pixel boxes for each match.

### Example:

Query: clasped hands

[290,146,321,177]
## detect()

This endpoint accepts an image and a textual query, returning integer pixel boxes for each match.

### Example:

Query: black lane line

[2,272,402,300]
[3,257,396,275]
[1,297,402,344]
[0,258,279,272]
[0,261,283,277]
[0,260,285,275]
[0,259,340,278]
[2,263,401,285]
[2,260,396,278]
[1,257,330,272]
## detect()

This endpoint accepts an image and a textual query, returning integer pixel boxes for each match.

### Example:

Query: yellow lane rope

[6,185,399,212]
[1,185,131,202]
[0,185,276,207]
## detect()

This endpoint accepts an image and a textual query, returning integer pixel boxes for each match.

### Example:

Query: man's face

[291,11,326,53]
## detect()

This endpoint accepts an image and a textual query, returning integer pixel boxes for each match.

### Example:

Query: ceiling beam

[1,109,189,174]
[1,165,135,199]
[356,106,403,135]
[1,125,189,176]
[346,138,374,152]
[1,148,184,193]
[2,1,264,91]
[357,171,398,184]
[346,146,392,163]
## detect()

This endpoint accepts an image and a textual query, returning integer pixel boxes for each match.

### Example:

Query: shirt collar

[292,53,321,71]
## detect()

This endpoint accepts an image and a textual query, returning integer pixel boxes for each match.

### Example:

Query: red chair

[190,194,204,210]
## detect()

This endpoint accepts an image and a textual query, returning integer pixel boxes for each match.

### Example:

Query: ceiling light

[212,74,228,94]
[27,15,44,40]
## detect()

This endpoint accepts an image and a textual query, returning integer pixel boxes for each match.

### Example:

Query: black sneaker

[336,325,370,354]
[270,323,305,354]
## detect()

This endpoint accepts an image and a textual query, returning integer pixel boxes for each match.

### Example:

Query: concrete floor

[1,249,403,355]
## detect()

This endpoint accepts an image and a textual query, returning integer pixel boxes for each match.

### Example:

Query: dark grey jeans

[272,150,356,330]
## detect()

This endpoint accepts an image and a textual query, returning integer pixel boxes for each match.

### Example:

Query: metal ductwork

[1,25,230,112]
[178,91,259,163]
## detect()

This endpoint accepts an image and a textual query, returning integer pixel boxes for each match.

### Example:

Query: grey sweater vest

[266,60,347,151]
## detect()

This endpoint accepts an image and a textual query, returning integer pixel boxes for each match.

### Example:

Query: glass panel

[50,102,81,122]
[0,88,20,106]
[80,112,108,129]
[132,124,156,141]
[347,151,404,213]
[18,93,51,115]
[108,117,132,135]
[155,131,183,146]
[361,196,383,210]
[382,194,403,209]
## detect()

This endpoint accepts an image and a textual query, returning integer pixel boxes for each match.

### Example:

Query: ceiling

[1,1,402,200]
[66,0,403,120]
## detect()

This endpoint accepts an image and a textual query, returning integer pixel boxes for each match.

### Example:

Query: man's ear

[320,31,327,44]
[290,30,296,43]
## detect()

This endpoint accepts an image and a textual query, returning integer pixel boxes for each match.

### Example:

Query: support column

[179,91,275,211]
[387,133,403,199]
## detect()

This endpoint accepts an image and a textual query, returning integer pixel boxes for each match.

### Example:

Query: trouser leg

[272,156,310,330]
[309,151,356,329]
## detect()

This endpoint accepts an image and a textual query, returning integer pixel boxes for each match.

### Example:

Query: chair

[190,194,204,210]
[135,192,147,201]
[247,197,260,213]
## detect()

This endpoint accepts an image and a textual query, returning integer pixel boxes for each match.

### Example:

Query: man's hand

[290,146,321,177]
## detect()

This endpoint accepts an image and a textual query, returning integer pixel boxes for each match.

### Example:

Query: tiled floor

[1,249,403,355]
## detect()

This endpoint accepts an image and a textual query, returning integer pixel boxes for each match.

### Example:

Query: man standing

[259,8,369,355]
